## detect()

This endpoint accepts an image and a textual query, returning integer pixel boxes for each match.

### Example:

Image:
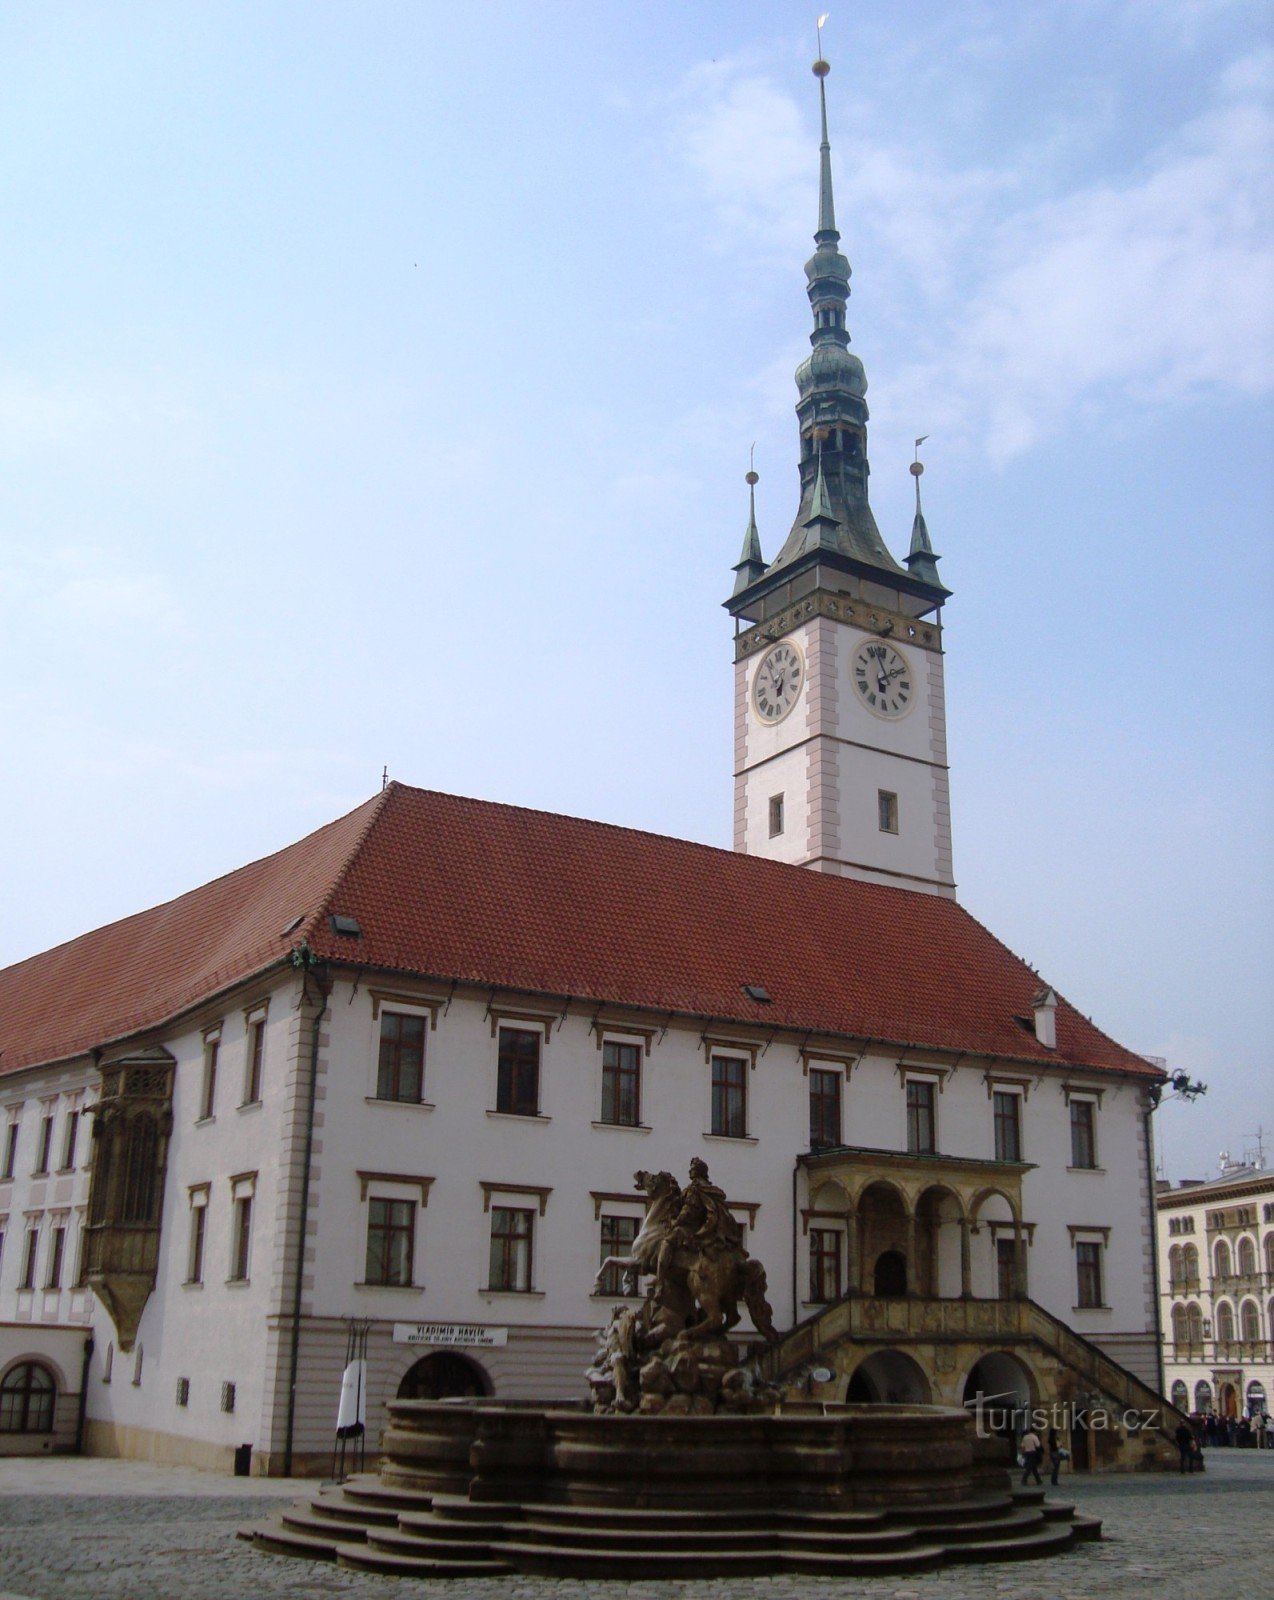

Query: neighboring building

[0,58,1178,1474]
[1157,1162,1273,1423]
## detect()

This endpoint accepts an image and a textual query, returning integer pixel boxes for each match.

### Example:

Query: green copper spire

[905,441,945,590]
[761,54,905,580]
[732,464,767,595]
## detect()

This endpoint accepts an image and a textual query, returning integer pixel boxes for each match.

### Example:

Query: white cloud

[675,46,1273,466]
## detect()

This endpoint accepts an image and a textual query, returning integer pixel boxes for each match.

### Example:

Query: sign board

[393,1322,509,1349]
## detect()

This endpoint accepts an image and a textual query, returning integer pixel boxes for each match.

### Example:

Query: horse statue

[593,1163,778,1345]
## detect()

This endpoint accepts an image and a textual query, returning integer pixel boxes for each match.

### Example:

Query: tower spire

[905,436,944,589]
[732,452,767,595]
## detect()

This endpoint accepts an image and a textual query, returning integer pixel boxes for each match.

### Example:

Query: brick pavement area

[0,1450,1269,1600]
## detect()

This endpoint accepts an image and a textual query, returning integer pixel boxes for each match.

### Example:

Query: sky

[0,1,1270,1181]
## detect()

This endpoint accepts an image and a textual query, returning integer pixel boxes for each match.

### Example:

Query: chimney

[1032,987,1057,1050]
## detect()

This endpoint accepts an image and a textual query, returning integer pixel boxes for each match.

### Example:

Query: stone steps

[336,1541,513,1579]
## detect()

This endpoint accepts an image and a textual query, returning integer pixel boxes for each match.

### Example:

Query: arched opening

[1246,1381,1266,1419]
[1240,1299,1260,1343]
[1220,1381,1238,1419]
[846,1349,931,1405]
[0,1361,56,1433]
[1216,1300,1236,1345]
[1264,1235,1274,1277]
[1168,1243,1183,1289]
[1170,1379,1189,1411]
[856,1182,908,1296]
[1236,1236,1256,1276]
[1187,1303,1204,1345]
[915,1185,963,1297]
[873,1249,907,1298]
[1183,1242,1199,1282]
[961,1350,1036,1440]
[397,1352,489,1402]
[1214,1239,1232,1279]
[969,1188,1022,1299]
[1194,1379,1213,1413]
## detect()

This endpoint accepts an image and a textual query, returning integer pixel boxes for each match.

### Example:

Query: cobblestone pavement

[0,1450,1269,1600]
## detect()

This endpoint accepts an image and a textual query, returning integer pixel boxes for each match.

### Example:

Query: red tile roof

[0,783,1160,1079]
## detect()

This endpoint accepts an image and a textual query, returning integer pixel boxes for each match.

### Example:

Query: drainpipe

[791,1158,800,1336]
[74,1335,95,1453]
[1143,1094,1166,1398]
[283,957,330,1476]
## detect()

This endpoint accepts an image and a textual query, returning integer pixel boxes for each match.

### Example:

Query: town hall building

[0,59,1179,1475]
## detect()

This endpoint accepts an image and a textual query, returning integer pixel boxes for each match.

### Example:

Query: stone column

[959,1217,972,1298]
[904,1212,918,1296]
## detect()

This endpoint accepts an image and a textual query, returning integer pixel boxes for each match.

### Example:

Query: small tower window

[768,794,785,837]
[878,791,898,833]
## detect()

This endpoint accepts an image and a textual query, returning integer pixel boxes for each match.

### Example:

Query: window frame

[1069,1097,1097,1169]
[878,789,899,834]
[186,1186,209,1285]
[597,1213,642,1297]
[808,1068,842,1150]
[905,1077,937,1156]
[600,1039,642,1128]
[44,1220,66,1289]
[993,1089,1023,1163]
[19,1225,38,1291]
[1075,1239,1104,1309]
[496,1026,542,1118]
[227,1175,256,1283]
[364,1196,417,1287]
[809,1226,843,1304]
[768,793,785,837]
[710,1053,748,1139]
[1,1122,17,1181]
[376,1009,428,1105]
[488,1205,535,1292]
[0,1361,56,1434]
[34,1113,54,1177]
[199,1030,220,1122]
[59,1110,80,1172]
[242,1014,267,1106]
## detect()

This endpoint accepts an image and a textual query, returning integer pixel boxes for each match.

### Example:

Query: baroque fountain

[248,1159,1100,1577]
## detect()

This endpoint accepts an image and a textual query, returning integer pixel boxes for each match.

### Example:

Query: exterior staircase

[244,1471,1101,1578]
[755,1293,1190,1470]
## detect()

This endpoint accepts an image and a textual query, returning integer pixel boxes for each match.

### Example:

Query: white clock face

[752,641,804,724]
[851,639,915,719]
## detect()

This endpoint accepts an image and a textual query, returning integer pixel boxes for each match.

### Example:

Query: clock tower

[726,56,955,897]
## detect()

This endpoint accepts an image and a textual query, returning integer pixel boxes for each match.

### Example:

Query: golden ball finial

[812,58,830,78]
[745,470,759,486]
[909,460,924,477]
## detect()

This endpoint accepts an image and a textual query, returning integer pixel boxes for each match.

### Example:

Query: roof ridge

[300,780,402,943]
[385,782,934,905]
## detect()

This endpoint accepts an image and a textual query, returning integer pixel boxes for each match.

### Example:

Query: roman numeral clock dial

[751,641,804,724]
[852,640,915,719]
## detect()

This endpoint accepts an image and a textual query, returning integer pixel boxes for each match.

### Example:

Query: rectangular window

[34,1114,54,1176]
[993,1091,1022,1162]
[45,1224,66,1289]
[1070,1100,1096,1168]
[598,1214,640,1296]
[59,1111,80,1172]
[809,1069,842,1149]
[377,1011,426,1103]
[711,1055,748,1138]
[488,1206,533,1291]
[20,1227,38,1290]
[243,1019,266,1105]
[365,1197,416,1286]
[187,1205,207,1285]
[221,1381,236,1414]
[810,1228,843,1303]
[996,1237,1018,1299]
[906,1079,936,1155]
[230,1195,253,1281]
[1076,1240,1103,1308]
[176,1376,190,1407]
[200,1037,219,1120]
[768,794,785,837]
[496,1027,541,1116]
[601,1041,641,1127]
[878,790,899,833]
[1,1124,17,1180]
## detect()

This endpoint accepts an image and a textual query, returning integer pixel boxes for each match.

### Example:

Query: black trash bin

[233,1443,252,1477]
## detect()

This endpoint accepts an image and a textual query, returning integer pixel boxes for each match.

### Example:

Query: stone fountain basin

[380,1398,1002,1510]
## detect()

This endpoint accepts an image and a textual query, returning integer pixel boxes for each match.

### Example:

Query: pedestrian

[1264,1412,1274,1451]
[1175,1420,1197,1474]
[1047,1425,1065,1485]
[1019,1425,1043,1486]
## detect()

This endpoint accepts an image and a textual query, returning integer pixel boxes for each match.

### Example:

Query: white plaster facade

[734,607,954,895]
[0,961,1161,1472]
